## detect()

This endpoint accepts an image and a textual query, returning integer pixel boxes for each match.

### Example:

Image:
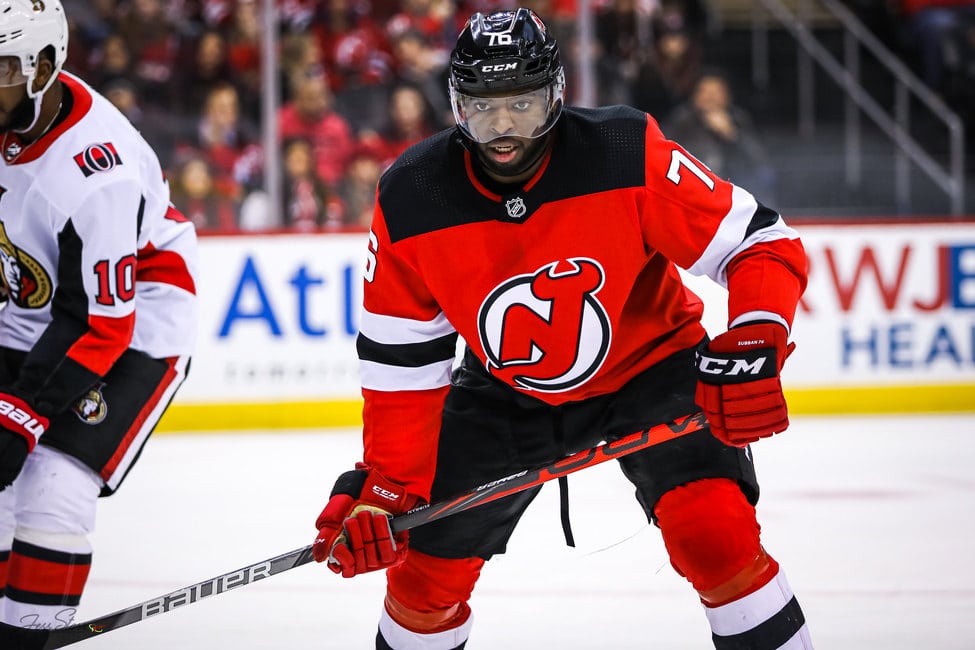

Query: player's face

[452,79,563,183]
[460,89,551,143]
[0,57,33,133]
[0,57,29,88]
[0,83,33,133]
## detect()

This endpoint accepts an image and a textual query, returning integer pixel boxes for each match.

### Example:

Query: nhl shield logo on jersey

[2,140,21,163]
[478,258,611,392]
[0,221,53,309]
[74,383,108,425]
[504,196,527,220]
[73,143,123,177]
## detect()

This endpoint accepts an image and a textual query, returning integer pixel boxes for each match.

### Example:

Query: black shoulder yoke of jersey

[378,105,649,244]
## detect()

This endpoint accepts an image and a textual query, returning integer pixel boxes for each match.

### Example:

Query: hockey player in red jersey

[313,8,812,649]
[0,1,197,643]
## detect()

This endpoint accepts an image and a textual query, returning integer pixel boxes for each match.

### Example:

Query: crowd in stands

[60,0,970,233]
[59,0,720,233]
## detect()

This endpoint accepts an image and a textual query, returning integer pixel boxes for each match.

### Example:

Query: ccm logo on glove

[694,323,794,447]
[371,485,402,502]
[312,463,420,578]
[696,348,777,382]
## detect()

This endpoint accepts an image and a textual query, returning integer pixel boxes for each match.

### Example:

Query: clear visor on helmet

[450,69,565,144]
[0,57,28,88]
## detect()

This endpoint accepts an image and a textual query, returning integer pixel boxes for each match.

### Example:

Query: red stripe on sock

[0,549,9,588]
[8,551,91,598]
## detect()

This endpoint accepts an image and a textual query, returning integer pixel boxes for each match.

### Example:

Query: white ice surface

[69,413,975,649]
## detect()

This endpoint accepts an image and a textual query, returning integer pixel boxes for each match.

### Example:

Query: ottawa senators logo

[74,383,108,425]
[478,258,611,392]
[73,143,123,177]
[0,221,52,309]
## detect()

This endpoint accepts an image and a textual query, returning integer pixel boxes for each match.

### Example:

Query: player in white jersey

[0,2,198,643]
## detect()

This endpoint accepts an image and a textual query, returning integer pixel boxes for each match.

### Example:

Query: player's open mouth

[489,142,519,163]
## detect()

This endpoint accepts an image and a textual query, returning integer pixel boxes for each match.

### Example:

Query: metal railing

[750,0,966,215]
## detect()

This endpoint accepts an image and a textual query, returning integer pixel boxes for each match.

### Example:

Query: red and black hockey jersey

[358,105,807,498]
[0,72,198,418]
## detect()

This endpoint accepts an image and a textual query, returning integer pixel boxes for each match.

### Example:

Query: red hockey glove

[0,393,48,489]
[312,463,420,578]
[695,323,795,447]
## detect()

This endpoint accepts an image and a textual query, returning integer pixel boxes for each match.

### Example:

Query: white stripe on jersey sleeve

[686,185,800,288]
[729,310,791,332]
[360,358,454,391]
[359,309,455,345]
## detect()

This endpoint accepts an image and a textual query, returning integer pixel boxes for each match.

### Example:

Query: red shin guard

[385,550,484,634]
[655,478,777,606]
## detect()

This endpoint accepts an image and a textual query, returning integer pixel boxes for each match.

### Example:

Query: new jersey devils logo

[478,258,611,392]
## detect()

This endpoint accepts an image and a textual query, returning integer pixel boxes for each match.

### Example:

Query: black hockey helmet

[449,8,566,143]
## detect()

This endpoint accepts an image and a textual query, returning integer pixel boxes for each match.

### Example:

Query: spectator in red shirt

[169,155,240,232]
[282,137,342,231]
[176,82,263,208]
[311,0,390,94]
[278,72,356,191]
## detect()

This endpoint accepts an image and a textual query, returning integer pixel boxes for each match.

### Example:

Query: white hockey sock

[378,605,473,650]
[704,567,813,649]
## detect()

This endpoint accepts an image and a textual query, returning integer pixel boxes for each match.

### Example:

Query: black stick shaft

[13,411,705,649]
[390,411,706,533]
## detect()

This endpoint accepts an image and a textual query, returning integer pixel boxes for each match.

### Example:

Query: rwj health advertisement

[787,222,975,414]
[160,222,975,432]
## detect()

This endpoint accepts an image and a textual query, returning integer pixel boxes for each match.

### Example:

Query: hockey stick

[3,411,706,649]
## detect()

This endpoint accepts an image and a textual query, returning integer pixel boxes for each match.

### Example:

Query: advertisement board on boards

[162,222,975,431]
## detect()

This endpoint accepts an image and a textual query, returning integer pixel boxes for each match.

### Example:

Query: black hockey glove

[0,392,49,489]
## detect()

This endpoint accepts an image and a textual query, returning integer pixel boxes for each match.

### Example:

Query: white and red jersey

[0,72,197,416]
[359,106,807,498]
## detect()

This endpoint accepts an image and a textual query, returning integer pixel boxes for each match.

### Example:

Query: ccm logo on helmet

[482,63,518,72]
